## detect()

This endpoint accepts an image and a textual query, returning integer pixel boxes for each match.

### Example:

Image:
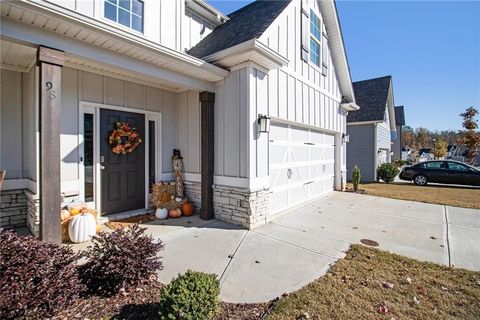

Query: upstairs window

[309,9,321,67]
[104,0,144,33]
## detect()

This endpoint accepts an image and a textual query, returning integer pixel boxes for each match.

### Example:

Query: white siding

[59,68,195,193]
[22,67,38,181]
[183,8,214,51]
[214,68,249,178]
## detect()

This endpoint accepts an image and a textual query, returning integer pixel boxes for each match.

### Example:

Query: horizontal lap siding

[377,122,391,151]
[346,125,375,182]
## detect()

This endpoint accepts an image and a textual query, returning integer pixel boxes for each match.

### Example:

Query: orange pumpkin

[168,208,182,218]
[182,202,194,217]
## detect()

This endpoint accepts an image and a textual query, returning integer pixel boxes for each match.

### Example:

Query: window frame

[309,9,322,67]
[103,0,145,34]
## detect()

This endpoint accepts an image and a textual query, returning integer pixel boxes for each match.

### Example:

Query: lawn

[268,244,480,320]
[347,182,480,209]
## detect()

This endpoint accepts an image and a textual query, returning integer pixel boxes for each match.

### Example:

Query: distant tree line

[401,107,479,164]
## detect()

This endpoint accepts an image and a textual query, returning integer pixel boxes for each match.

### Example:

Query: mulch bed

[53,278,274,320]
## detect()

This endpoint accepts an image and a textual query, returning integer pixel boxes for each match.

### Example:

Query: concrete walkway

[142,192,480,303]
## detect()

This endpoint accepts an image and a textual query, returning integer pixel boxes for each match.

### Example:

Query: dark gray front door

[100,109,145,215]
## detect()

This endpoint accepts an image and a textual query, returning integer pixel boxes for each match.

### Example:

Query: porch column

[38,46,65,243]
[199,91,215,220]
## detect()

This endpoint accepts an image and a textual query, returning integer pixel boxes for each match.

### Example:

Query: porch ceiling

[0,39,36,72]
[0,0,229,91]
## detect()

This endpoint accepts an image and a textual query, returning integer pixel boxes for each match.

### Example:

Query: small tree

[432,138,448,159]
[351,166,361,192]
[460,107,480,165]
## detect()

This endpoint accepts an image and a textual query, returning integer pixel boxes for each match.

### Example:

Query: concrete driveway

[146,192,480,303]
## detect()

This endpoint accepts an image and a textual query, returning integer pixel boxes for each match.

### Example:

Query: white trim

[78,101,161,214]
[373,123,378,181]
[270,117,340,135]
[347,120,383,126]
[1,179,37,192]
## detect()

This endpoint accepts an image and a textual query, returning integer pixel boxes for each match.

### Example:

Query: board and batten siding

[346,124,375,182]
[0,68,37,182]
[49,0,211,52]
[60,68,199,193]
[214,68,249,179]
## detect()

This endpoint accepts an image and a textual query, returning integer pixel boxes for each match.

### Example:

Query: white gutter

[189,0,230,23]
[18,0,229,80]
[202,39,289,71]
[340,102,360,111]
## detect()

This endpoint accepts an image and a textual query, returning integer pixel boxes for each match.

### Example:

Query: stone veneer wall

[183,181,201,214]
[26,191,40,237]
[0,189,28,229]
[213,185,271,229]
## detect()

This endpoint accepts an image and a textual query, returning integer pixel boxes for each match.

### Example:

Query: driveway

[144,192,480,303]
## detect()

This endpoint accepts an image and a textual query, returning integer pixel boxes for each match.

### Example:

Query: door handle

[100,165,105,170]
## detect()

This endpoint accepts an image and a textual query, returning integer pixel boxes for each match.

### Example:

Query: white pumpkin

[155,207,168,220]
[68,213,96,243]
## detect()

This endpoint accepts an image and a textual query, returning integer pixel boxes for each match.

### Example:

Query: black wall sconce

[258,114,271,133]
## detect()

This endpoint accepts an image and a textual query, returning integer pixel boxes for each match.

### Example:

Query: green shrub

[159,270,220,320]
[351,165,361,191]
[377,163,400,183]
[393,159,408,168]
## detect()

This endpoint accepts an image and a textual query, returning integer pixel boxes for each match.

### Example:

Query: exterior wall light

[342,133,350,143]
[258,114,271,133]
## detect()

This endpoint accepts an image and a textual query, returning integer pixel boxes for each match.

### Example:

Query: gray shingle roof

[395,106,405,126]
[188,0,292,58]
[347,76,392,123]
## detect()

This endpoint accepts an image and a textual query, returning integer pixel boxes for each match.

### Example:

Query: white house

[0,0,358,241]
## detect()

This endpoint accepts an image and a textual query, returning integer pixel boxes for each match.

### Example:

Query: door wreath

[108,122,142,154]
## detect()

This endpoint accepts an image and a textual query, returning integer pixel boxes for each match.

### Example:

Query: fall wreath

[108,122,142,154]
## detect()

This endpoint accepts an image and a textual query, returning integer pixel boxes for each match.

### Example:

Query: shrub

[159,270,220,320]
[79,225,164,296]
[393,159,408,168]
[351,165,361,191]
[377,163,400,183]
[0,230,83,319]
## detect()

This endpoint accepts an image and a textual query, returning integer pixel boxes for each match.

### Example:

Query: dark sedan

[399,160,480,186]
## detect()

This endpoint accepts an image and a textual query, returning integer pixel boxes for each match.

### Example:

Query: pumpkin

[155,207,168,220]
[161,191,170,204]
[182,202,194,217]
[68,213,96,243]
[60,209,71,221]
[168,208,182,218]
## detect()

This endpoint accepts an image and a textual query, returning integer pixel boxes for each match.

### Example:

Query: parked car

[399,160,480,186]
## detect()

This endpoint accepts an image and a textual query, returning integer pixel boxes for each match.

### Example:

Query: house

[418,148,434,162]
[392,106,405,160]
[0,0,358,241]
[346,76,397,182]
[401,147,415,162]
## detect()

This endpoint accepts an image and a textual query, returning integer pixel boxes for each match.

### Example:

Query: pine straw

[268,244,480,320]
[347,183,480,209]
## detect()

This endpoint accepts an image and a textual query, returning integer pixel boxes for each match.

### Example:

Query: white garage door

[269,123,336,215]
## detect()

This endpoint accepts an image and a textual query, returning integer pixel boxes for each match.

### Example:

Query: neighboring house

[418,148,434,162]
[346,76,397,182]
[401,147,415,162]
[392,106,405,160]
[448,145,480,165]
[0,0,358,239]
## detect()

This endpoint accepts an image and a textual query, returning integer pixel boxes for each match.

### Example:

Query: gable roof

[188,0,291,59]
[347,76,392,123]
[395,106,405,126]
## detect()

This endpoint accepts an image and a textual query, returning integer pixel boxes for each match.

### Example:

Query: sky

[207,0,480,131]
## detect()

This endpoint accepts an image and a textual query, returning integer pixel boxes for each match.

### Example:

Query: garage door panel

[268,123,336,216]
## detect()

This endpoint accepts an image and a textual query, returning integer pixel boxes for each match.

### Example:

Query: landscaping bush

[393,159,408,168]
[79,225,164,296]
[0,230,83,319]
[159,270,220,320]
[377,163,400,183]
[351,165,361,191]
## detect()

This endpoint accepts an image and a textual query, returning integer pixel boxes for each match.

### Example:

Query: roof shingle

[347,76,392,123]
[188,0,292,58]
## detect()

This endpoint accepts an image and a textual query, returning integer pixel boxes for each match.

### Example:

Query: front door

[100,109,145,215]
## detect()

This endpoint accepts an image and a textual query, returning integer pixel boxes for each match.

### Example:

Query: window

[309,9,321,67]
[422,161,446,169]
[447,162,469,171]
[104,0,144,33]
[83,114,94,202]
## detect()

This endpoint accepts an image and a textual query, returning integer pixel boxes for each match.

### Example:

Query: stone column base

[213,185,270,229]
[26,190,40,237]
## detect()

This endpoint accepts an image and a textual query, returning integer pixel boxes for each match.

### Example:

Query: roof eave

[201,39,289,71]
[340,102,360,111]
